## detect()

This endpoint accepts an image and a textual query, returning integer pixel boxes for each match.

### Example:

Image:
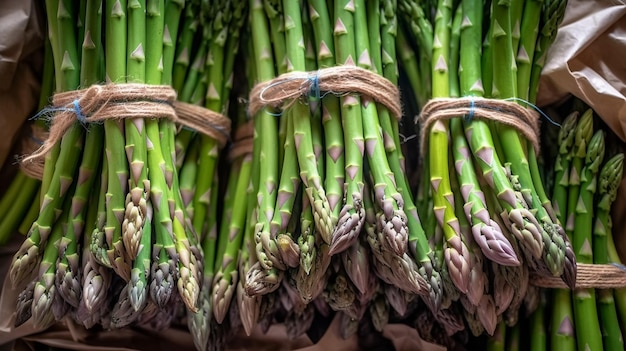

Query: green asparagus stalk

[549,111,578,351]
[429,0,472,295]
[102,0,132,280]
[599,154,626,340]
[213,151,253,323]
[308,0,345,246]
[250,0,280,274]
[271,115,301,269]
[572,130,605,351]
[262,2,300,270]
[77,160,111,329]
[331,0,366,253]
[491,0,573,286]
[172,1,200,94]
[486,321,506,351]
[594,153,624,351]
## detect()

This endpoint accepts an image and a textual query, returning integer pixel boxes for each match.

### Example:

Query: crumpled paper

[0,0,45,171]
[537,0,626,261]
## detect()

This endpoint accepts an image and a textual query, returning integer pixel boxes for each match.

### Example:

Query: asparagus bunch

[489,101,626,351]
[393,0,575,336]
[5,0,243,339]
[238,0,438,340]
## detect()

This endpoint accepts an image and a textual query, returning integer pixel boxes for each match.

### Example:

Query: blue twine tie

[504,97,561,128]
[30,99,89,124]
[464,97,476,123]
[73,99,87,123]
[308,70,321,101]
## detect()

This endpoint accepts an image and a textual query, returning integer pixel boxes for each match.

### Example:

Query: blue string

[308,70,321,100]
[610,262,626,272]
[504,97,561,128]
[73,99,87,123]
[30,101,89,124]
[464,97,476,122]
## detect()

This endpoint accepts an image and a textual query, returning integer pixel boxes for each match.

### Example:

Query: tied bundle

[501,106,626,351]
[4,0,243,345]
[231,0,447,343]
[400,0,574,340]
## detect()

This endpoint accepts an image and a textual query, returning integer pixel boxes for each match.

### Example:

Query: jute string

[18,124,48,180]
[248,66,403,119]
[25,84,232,163]
[25,84,178,163]
[173,101,231,148]
[228,120,254,162]
[531,263,626,289]
[417,97,541,155]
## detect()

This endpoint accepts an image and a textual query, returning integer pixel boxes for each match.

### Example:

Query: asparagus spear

[572,130,605,351]
[598,154,626,344]
[250,0,280,274]
[331,0,366,253]
[429,0,472,295]
[213,151,253,323]
[549,111,578,351]
[122,0,149,264]
[77,163,112,329]
[307,0,345,251]
[594,153,624,351]
[102,0,132,280]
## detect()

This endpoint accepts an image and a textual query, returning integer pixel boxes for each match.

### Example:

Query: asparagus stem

[549,112,578,351]
[429,0,472,294]
[596,193,624,351]
[599,154,626,341]
[102,0,131,281]
[213,152,252,323]
[572,129,605,351]
[331,0,366,252]
[308,0,345,237]
[123,0,149,263]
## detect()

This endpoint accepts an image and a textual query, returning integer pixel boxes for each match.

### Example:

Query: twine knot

[417,97,541,155]
[248,65,403,120]
[25,84,178,163]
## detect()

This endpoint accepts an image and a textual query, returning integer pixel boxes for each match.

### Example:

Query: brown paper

[0,0,45,171]
[537,0,626,140]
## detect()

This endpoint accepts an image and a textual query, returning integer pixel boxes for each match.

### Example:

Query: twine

[416,97,541,155]
[18,124,48,180]
[531,263,626,289]
[173,101,231,148]
[228,120,254,161]
[25,84,178,163]
[248,66,403,120]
